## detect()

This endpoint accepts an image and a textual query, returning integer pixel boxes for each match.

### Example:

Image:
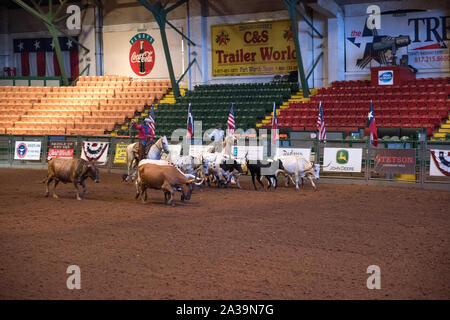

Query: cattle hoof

[77,196,82,200]
[44,193,49,197]
[53,194,59,199]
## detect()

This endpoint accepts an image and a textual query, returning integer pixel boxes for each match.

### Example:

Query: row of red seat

[331,77,448,87]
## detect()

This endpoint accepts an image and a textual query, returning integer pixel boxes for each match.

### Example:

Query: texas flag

[368,100,378,147]
[187,103,194,139]
[13,37,79,80]
[271,101,278,145]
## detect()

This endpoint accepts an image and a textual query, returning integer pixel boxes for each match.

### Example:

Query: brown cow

[42,158,99,200]
[135,163,196,206]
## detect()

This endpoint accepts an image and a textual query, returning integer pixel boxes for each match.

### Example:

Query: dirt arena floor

[0,167,449,300]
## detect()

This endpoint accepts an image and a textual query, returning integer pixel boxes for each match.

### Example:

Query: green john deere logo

[336,149,349,164]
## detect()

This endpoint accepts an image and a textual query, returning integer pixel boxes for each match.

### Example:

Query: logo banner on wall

[231,146,264,160]
[211,19,297,77]
[378,70,393,85]
[14,141,41,160]
[129,33,156,77]
[47,141,75,160]
[113,143,129,164]
[345,10,449,73]
[276,148,312,161]
[374,149,416,174]
[323,148,363,172]
[429,149,450,177]
[81,141,109,164]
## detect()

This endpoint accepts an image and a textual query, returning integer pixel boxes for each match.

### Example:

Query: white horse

[124,136,170,182]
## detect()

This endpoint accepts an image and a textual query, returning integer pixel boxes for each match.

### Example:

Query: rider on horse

[131,118,154,161]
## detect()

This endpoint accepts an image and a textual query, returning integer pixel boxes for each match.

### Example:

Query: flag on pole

[316,101,327,143]
[148,104,156,138]
[187,103,194,139]
[226,103,235,136]
[271,101,278,145]
[367,100,378,147]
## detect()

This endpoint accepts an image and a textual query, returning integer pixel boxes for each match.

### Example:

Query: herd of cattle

[42,135,321,206]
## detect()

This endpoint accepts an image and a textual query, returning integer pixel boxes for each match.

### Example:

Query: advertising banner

[374,149,416,174]
[113,143,129,164]
[47,141,75,160]
[378,70,393,85]
[323,148,363,172]
[81,141,109,164]
[232,146,264,160]
[211,19,297,77]
[14,141,41,160]
[276,148,312,161]
[129,33,156,77]
[345,10,449,73]
[189,145,211,157]
[430,149,450,176]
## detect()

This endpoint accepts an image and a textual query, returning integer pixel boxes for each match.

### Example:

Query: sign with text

[211,20,297,77]
[15,141,42,160]
[276,148,312,161]
[378,70,393,85]
[323,148,362,172]
[345,10,449,73]
[48,141,75,160]
[113,143,129,164]
[374,149,416,174]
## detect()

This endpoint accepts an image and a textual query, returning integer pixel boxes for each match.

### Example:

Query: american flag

[187,103,194,138]
[13,36,79,79]
[148,104,156,138]
[271,101,278,145]
[367,100,378,147]
[316,101,327,143]
[226,103,235,136]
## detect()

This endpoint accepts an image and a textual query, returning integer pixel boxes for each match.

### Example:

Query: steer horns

[184,174,204,186]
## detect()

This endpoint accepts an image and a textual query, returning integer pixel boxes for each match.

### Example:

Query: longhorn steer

[135,163,197,206]
[42,157,99,200]
[276,155,319,190]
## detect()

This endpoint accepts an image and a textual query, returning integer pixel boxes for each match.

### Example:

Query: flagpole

[316,101,321,164]
[366,100,373,182]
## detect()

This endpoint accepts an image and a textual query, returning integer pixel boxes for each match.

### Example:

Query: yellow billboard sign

[114,143,129,164]
[211,20,297,77]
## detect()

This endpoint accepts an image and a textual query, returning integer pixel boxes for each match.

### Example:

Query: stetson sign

[129,33,155,77]
[374,149,416,174]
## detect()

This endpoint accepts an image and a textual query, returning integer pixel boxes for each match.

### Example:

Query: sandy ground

[0,168,449,299]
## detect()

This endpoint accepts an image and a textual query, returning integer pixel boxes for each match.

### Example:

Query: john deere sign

[336,149,349,164]
[324,148,363,172]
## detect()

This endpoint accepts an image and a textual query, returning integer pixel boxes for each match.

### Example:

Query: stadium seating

[0,77,171,136]
[275,77,449,136]
[117,82,298,137]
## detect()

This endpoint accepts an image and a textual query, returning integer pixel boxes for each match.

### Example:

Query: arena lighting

[372,35,411,65]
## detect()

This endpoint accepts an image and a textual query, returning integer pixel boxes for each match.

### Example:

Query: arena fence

[0,134,449,189]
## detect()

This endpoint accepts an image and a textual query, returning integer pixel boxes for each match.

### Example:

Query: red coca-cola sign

[129,33,155,76]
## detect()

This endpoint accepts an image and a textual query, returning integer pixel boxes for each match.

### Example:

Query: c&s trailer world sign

[211,20,298,77]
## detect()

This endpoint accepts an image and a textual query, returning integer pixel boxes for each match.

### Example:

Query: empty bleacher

[116,82,299,137]
[0,76,171,136]
[275,77,450,136]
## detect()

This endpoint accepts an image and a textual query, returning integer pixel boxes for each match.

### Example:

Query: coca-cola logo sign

[129,33,155,76]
